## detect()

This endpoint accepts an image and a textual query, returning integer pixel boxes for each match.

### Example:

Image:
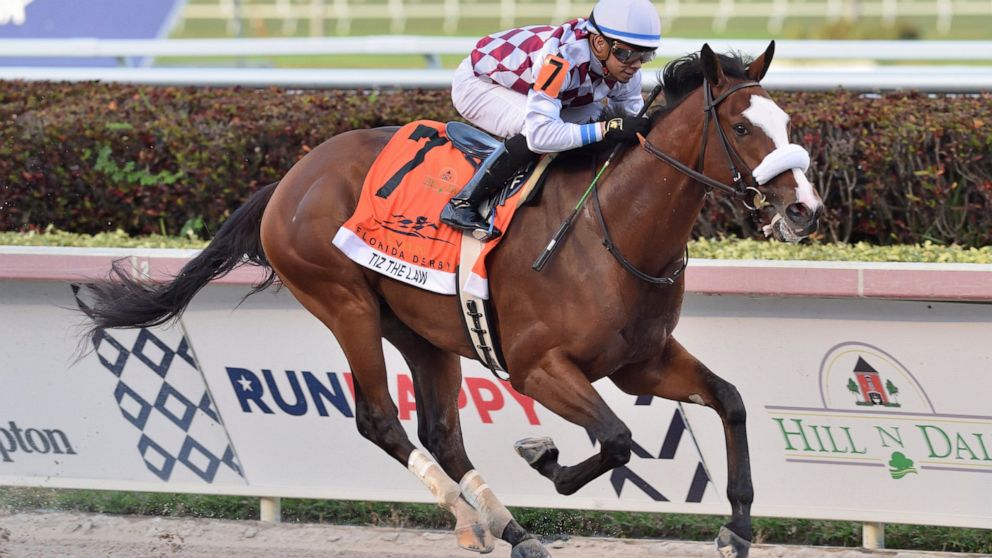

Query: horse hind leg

[385,315,547,558]
[383,318,492,553]
[278,281,436,508]
[407,452,547,558]
[610,338,753,558]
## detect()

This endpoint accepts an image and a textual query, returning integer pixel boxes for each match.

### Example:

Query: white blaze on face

[742,95,822,212]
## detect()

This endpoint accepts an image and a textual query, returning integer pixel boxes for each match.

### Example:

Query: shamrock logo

[888,452,918,479]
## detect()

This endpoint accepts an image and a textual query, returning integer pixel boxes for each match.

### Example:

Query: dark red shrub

[1,82,989,247]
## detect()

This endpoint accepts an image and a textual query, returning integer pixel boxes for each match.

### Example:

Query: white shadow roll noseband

[751,143,810,185]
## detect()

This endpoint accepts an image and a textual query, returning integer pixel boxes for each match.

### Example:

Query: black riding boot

[441,134,534,241]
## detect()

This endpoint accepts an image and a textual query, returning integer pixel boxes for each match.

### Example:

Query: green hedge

[5,229,992,264]
[2,82,990,247]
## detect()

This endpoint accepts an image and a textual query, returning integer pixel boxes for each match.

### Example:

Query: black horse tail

[80,182,279,337]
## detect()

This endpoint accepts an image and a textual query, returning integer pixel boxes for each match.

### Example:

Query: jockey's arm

[523,89,604,154]
[562,102,605,126]
[523,67,647,153]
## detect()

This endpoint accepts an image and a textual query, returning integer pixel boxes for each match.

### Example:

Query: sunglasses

[609,40,657,64]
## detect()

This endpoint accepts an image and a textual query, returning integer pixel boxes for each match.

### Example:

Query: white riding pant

[451,58,602,142]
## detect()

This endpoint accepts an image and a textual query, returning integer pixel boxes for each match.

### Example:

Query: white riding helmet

[589,0,662,50]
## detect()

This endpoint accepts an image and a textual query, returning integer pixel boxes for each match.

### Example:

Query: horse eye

[733,123,749,136]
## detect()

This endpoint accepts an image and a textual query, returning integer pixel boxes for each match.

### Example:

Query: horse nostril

[786,202,811,223]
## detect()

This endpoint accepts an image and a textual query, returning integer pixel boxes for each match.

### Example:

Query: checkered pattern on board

[92,326,244,483]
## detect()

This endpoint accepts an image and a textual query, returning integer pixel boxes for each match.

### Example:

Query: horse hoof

[511,538,550,558]
[714,526,751,558]
[455,523,494,554]
[514,437,558,467]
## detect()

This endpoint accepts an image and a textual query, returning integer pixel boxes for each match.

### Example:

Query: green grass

[688,237,992,264]
[3,229,992,264]
[1,487,989,552]
[172,10,992,41]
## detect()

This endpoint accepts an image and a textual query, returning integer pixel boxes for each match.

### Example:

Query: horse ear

[746,40,775,82]
[701,43,725,87]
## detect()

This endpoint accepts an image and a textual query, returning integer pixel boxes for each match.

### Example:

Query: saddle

[332,120,557,378]
[446,121,547,208]
[446,121,501,160]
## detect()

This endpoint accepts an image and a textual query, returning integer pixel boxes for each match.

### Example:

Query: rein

[700,79,765,209]
[641,79,767,208]
[592,184,689,286]
[593,79,764,286]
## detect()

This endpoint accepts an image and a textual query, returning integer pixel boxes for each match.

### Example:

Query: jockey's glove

[602,116,650,143]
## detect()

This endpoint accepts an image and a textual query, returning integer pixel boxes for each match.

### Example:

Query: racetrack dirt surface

[0,511,985,558]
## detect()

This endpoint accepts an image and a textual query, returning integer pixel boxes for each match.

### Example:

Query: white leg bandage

[408,449,461,507]
[460,469,514,537]
[408,450,495,552]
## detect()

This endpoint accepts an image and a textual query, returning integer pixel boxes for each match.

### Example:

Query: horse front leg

[610,338,753,558]
[510,355,633,496]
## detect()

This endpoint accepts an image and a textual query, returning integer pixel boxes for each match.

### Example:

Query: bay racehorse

[81,42,822,558]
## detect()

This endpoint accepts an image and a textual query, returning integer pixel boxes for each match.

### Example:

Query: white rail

[3,36,990,61]
[2,37,989,91]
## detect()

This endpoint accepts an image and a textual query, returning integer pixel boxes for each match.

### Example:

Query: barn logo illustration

[848,357,901,408]
[765,342,992,480]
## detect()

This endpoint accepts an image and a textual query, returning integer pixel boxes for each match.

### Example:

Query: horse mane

[655,49,752,109]
[553,49,753,167]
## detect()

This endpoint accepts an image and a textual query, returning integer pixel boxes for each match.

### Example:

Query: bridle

[592,78,770,286]
[639,79,768,210]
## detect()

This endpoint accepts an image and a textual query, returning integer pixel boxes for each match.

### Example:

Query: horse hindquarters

[609,338,754,558]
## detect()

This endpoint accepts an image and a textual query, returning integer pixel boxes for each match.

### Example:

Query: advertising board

[1,250,990,529]
[0,0,185,66]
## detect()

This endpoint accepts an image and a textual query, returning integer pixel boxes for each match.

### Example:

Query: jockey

[441,0,662,240]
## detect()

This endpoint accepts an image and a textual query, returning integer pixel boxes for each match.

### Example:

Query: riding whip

[532,83,664,272]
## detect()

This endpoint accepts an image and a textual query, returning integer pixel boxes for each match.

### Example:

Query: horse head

[692,41,823,242]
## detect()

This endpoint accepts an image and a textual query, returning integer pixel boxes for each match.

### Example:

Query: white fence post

[500,0,515,30]
[332,0,350,36]
[443,0,459,34]
[311,0,327,37]
[260,497,282,523]
[863,522,885,549]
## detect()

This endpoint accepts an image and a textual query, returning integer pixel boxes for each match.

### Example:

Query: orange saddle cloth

[332,120,528,298]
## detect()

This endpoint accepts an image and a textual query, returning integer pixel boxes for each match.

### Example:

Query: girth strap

[457,234,509,380]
